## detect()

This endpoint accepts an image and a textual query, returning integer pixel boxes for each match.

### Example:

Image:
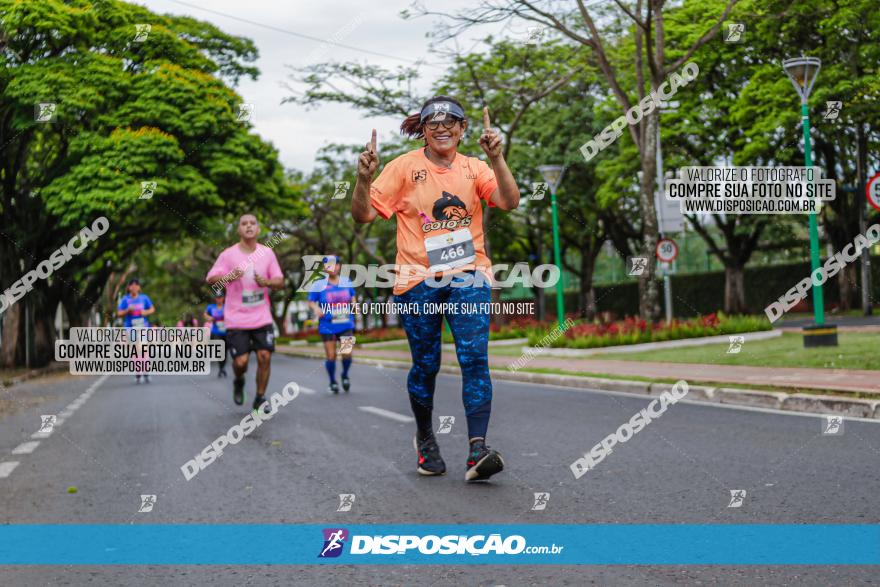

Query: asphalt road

[1,354,878,586]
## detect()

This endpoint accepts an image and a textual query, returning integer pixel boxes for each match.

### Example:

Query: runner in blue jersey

[116,278,155,384]
[204,293,228,378]
[307,255,357,394]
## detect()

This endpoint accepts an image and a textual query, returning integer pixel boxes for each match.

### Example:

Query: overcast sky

[138,0,522,172]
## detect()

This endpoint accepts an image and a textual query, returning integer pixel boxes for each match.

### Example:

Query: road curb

[781,393,878,418]
[276,348,880,420]
[650,382,716,402]
[715,388,787,409]
[0,362,68,388]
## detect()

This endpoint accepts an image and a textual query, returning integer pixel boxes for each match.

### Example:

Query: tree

[408,0,740,319]
[0,0,295,367]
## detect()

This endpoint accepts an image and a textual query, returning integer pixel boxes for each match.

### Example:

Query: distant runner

[204,293,228,378]
[116,278,155,385]
[307,255,357,394]
[206,214,284,413]
[351,96,520,482]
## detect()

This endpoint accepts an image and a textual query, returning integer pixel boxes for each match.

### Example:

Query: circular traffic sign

[656,238,679,263]
[867,172,880,212]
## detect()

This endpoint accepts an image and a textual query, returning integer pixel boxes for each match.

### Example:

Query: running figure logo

[822,415,844,435]
[528,182,547,201]
[429,102,450,121]
[531,492,550,511]
[724,23,744,42]
[297,255,331,292]
[38,415,57,433]
[823,101,842,121]
[526,26,546,46]
[140,181,156,200]
[727,490,746,508]
[237,103,255,122]
[727,335,745,354]
[35,103,56,122]
[133,24,151,42]
[318,528,349,558]
[138,494,157,513]
[338,336,356,355]
[629,257,647,276]
[337,494,355,512]
[437,416,455,434]
[332,181,350,200]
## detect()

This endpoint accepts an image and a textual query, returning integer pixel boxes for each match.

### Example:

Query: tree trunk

[32,309,55,367]
[580,253,597,320]
[838,262,857,312]
[0,303,23,368]
[638,111,661,320]
[724,265,747,314]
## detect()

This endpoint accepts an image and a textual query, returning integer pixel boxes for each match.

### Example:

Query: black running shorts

[226,324,275,358]
[320,329,354,342]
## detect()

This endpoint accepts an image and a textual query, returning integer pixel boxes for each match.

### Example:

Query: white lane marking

[358,406,415,423]
[31,430,52,439]
[85,374,110,393]
[298,386,316,395]
[12,441,40,455]
[0,461,20,478]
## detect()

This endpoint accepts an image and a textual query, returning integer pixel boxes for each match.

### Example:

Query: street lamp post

[538,165,566,327]
[782,56,837,347]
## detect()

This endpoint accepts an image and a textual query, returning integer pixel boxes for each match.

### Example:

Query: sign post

[656,238,678,322]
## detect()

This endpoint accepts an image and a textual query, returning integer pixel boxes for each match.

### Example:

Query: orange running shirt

[370,148,499,294]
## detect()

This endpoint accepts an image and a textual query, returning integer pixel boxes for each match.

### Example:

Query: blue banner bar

[1,525,878,565]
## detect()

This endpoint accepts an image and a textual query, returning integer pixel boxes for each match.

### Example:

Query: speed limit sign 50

[656,238,679,263]
[867,172,880,212]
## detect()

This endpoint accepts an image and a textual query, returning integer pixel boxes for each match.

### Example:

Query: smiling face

[237,214,260,241]
[424,118,467,157]
[128,282,141,296]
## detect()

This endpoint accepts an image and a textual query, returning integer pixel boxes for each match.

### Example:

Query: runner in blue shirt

[116,278,155,384]
[308,255,357,394]
[203,293,228,378]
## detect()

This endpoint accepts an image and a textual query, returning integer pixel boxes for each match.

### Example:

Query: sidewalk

[278,345,880,395]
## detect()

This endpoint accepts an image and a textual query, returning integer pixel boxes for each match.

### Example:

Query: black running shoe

[252,394,270,414]
[233,377,245,405]
[328,382,339,394]
[414,435,446,476]
[465,439,504,482]
[342,377,350,393]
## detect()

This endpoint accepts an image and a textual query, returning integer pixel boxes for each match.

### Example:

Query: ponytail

[400,112,424,139]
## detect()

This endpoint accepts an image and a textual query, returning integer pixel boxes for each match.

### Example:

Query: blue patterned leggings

[395,275,492,439]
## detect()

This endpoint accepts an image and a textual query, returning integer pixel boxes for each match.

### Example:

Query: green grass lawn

[363,332,879,370]
[597,332,878,370]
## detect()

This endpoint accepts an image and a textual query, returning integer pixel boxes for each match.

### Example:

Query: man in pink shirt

[206,214,284,413]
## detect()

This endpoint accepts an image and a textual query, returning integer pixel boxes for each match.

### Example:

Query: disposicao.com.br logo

[318,529,563,558]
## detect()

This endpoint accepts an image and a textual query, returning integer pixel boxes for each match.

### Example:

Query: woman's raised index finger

[482,106,490,130]
[370,129,377,153]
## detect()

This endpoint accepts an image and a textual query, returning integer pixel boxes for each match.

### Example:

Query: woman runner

[350,96,520,482]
